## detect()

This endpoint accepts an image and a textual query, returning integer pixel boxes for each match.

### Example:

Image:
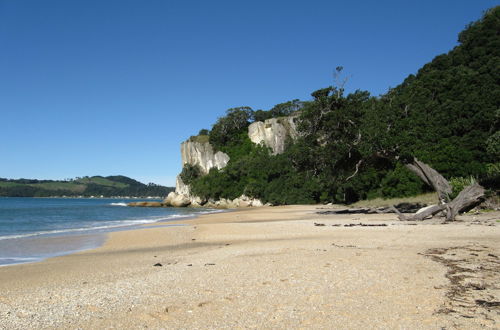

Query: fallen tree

[394,158,485,221]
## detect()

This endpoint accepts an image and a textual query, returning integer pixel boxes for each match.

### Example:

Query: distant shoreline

[0,175,174,198]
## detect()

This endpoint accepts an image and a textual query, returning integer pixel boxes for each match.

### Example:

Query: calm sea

[0,197,221,266]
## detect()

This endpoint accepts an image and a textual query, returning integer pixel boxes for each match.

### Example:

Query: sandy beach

[0,205,499,329]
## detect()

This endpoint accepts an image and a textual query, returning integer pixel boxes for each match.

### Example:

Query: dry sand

[0,205,499,329]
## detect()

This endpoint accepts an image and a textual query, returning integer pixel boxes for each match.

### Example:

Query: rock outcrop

[128,201,165,207]
[200,195,266,209]
[248,116,299,155]
[175,175,191,196]
[180,140,229,175]
[165,139,234,208]
[165,191,191,207]
[163,191,265,209]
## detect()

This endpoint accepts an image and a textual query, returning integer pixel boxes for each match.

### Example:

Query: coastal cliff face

[180,140,230,175]
[166,139,234,207]
[248,116,298,155]
[175,175,190,196]
[174,140,229,199]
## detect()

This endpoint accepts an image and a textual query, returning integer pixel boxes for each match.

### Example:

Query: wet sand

[0,205,498,329]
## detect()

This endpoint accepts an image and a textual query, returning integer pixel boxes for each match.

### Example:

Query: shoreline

[0,232,107,267]
[0,205,498,328]
[0,200,226,267]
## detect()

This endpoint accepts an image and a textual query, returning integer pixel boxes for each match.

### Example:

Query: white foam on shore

[198,209,225,214]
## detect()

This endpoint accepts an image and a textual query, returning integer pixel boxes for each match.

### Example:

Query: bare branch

[346,160,363,181]
[395,204,446,221]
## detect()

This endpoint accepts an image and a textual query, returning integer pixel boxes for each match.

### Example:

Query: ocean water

[0,197,221,266]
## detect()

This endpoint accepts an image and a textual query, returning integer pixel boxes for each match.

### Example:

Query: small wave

[0,257,40,267]
[155,209,225,220]
[198,209,225,214]
[109,202,128,206]
[1,257,38,261]
[0,218,162,241]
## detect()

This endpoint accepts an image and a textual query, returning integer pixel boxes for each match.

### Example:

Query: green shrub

[486,163,500,176]
[188,135,209,143]
[449,176,477,199]
[179,164,202,185]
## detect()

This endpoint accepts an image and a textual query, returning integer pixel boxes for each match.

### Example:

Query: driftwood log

[397,158,485,221]
[392,204,446,221]
[396,158,485,221]
[394,183,484,221]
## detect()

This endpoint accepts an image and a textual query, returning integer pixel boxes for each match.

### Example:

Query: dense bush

[209,107,254,150]
[179,164,202,185]
[253,99,304,122]
[378,163,427,198]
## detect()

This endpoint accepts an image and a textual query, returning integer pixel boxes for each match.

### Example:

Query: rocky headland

[130,115,299,209]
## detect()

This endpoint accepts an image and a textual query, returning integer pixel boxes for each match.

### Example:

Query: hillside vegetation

[185,7,499,205]
[0,176,174,198]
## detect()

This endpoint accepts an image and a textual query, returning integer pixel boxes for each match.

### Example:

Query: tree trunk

[405,158,452,204]
[445,183,485,221]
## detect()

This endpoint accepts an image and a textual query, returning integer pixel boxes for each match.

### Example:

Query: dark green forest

[0,176,174,198]
[183,7,499,205]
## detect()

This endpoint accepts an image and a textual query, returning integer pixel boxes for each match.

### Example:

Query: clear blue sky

[1,0,497,186]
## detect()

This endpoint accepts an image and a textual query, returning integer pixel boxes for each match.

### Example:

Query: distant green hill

[0,176,174,198]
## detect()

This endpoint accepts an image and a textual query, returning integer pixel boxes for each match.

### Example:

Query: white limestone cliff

[247,116,298,155]
[180,140,229,175]
[175,175,191,196]
[167,139,236,207]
